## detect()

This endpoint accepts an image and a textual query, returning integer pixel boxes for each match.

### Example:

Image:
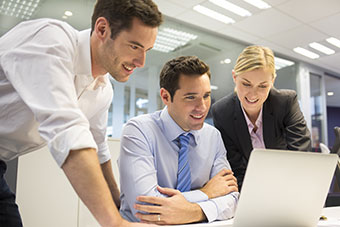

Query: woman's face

[233,67,274,116]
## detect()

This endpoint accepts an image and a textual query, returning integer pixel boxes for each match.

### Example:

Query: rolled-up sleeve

[89,101,112,164]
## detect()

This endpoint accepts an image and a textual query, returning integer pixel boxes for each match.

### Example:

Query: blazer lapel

[233,95,253,161]
[263,92,276,148]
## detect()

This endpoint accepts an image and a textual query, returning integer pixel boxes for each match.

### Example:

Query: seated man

[118,56,239,225]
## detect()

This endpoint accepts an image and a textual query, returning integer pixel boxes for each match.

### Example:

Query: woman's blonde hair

[234,45,276,78]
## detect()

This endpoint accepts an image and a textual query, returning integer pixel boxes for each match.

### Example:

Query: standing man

[119,56,239,225]
[0,0,162,226]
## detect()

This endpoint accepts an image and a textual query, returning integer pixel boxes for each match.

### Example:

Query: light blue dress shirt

[118,107,239,223]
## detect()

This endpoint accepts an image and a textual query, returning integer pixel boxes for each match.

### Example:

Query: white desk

[169,206,340,227]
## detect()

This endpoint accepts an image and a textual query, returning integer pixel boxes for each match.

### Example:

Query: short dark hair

[160,56,211,101]
[91,0,163,39]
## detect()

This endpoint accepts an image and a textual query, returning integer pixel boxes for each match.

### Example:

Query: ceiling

[154,0,340,75]
[0,0,339,107]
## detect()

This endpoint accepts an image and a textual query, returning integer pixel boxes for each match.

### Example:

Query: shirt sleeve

[119,120,169,217]
[197,131,239,222]
[89,107,111,164]
[1,24,97,167]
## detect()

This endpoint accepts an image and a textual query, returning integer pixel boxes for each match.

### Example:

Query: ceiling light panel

[274,57,295,70]
[193,5,235,24]
[326,37,340,49]
[0,0,40,20]
[209,0,251,17]
[293,47,319,59]
[309,42,335,55]
[243,0,271,9]
[153,27,197,53]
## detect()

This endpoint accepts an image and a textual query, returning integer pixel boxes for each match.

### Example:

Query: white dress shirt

[0,18,113,167]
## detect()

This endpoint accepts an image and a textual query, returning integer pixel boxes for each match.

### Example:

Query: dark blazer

[212,88,311,189]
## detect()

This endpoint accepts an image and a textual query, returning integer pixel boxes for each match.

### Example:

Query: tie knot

[179,134,190,148]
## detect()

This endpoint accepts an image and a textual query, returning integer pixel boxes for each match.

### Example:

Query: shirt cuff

[197,200,218,223]
[97,141,111,164]
[48,125,97,167]
[182,189,209,203]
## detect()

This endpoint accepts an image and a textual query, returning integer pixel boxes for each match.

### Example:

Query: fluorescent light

[211,85,219,90]
[243,0,271,9]
[209,0,251,17]
[274,57,294,70]
[62,15,67,19]
[64,10,73,17]
[309,42,335,55]
[0,0,40,19]
[153,27,197,53]
[326,37,340,48]
[193,5,235,24]
[163,28,197,40]
[293,47,319,59]
[327,91,334,96]
[220,58,231,64]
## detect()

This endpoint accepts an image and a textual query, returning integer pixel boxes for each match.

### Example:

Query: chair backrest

[332,127,340,155]
[320,143,331,154]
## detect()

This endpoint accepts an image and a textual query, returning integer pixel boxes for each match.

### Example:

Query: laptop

[232,149,338,227]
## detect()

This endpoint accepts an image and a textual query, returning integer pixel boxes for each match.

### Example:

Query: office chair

[331,127,340,190]
[331,127,340,155]
[326,127,340,207]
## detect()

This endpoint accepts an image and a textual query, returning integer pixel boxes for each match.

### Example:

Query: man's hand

[134,187,205,225]
[200,169,238,199]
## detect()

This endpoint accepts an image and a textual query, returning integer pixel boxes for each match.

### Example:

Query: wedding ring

[157,214,161,221]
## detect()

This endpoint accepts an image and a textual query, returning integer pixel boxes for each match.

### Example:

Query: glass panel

[109,17,302,138]
[310,73,323,152]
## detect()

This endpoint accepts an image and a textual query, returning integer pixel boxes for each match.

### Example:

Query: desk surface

[169,206,340,227]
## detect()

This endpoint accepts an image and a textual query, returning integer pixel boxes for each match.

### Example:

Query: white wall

[16,138,121,227]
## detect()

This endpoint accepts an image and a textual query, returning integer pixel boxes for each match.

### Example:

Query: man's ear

[160,88,171,106]
[94,17,110,41]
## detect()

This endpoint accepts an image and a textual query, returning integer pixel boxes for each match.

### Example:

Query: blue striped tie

[176,133,191,192]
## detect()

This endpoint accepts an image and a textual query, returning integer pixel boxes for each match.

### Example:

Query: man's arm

[101,160,121,208]
[119,121,211,224]
[62,148,152,227]
[135,187,206,224]
[135,130,239,223]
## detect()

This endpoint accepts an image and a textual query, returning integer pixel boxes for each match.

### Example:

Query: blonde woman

[212,45,311,190]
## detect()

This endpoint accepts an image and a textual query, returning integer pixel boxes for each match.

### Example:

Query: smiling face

[161,73,211,132]
[233,67,274,118]
[91,17,158,81]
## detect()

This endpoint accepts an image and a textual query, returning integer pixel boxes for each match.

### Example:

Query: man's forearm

[62,148,122,227]
[189,203,207,223]
[101,159,121,208]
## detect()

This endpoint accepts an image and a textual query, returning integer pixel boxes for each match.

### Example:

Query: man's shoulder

[125,111,160,130]
[201,122,222,136]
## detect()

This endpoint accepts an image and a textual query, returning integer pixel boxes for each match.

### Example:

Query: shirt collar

[241,105,263,134]
[74,29,107,90]
[160,106,199,145]
[74,29,92,78]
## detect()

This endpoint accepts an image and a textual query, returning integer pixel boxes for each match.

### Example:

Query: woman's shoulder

[212,92,237,109]
[268,88,297,104]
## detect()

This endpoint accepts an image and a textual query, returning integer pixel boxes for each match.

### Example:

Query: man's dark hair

[91,0,163,39]
[160,56,211,101]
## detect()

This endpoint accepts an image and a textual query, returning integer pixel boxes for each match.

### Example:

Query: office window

[108,17,301,138]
